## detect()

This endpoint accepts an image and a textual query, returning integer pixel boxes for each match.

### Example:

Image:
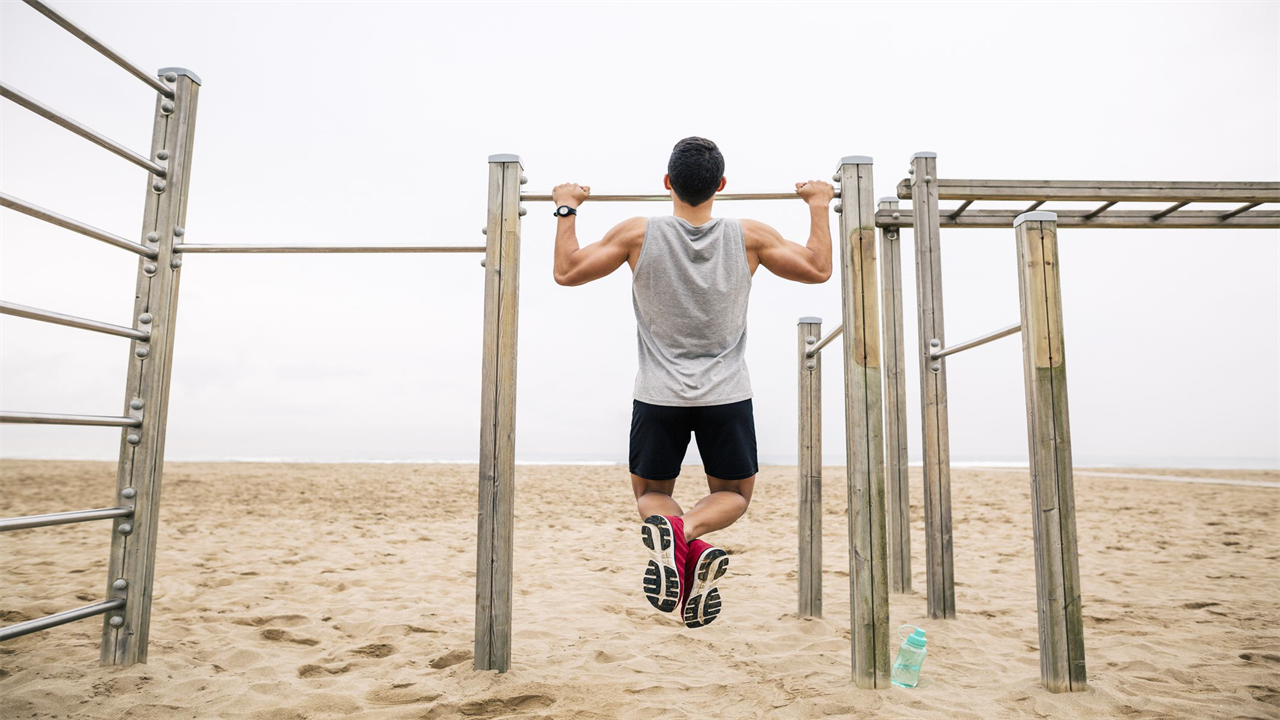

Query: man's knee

[632,474,676,502]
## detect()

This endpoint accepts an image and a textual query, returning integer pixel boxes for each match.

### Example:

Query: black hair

[667,137,724,206]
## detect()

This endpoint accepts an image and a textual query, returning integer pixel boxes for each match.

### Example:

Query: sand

[1,460,1277,720]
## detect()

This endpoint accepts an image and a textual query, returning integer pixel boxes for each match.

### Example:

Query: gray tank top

[632,216,752,406]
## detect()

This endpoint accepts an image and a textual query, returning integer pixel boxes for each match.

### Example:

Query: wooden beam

[896,178,1280,202]
[474,154,523,673]
[877,198,911,595]
[909,153,956,621]
[876,208,1280,229]
[101,72,200,666]
[797,317,823,618]
[1014,211,1087,694]
[836,157,890,689]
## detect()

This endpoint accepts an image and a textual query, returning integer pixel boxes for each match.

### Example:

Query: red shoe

[641,515,688,613]
[683,538,729,629]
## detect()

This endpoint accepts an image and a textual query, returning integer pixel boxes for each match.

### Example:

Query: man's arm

[742,180,836,284]
[551,182,645,286]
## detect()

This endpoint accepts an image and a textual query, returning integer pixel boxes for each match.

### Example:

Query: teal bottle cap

[907,628,927,648]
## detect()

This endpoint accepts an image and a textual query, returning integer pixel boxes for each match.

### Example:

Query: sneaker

[640,515,687,613]
[682,539,729,629]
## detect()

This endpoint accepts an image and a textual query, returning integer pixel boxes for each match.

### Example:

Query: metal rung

[0,82,166,176]
[0,598,126,642]
[521,191,840,203]
[0,506,133,532]
[806,324,844,357]
[0,411,140,427]
[1083,201,1119,220]
[930,323,1022,360]
[21,0,173,98]
[0,300,149,340]
[0,192,157,258]
[175,244,487,254]
[948,200,974,220]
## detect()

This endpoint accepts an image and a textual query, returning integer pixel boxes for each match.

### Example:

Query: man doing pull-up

[551,137,835,628]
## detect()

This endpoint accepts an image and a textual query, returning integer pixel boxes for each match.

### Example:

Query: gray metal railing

[0,301,150,341]
[929,323,1022,361]
[0,193,158,257]
[0,507,134,532]
[0,82,166,176]
[0,599,127,642]
[21,0,174,98]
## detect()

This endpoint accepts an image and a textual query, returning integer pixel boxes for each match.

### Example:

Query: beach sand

[1,460,1277,719]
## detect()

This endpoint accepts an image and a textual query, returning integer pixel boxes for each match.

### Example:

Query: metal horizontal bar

[21,0,173,98]
[877,208,1280,229]
[0,506,133,532]
[0,82,166,176]
[521,191,841,203]
[174,244,487,254]
[806,324,844,357]
[0,411,140,427]
[0,192,157,257]
[0,598,126,642]
[896,178,1280,203]
[931,323,1022,360]
[0,300,149,340]
[1023,200,1045,213]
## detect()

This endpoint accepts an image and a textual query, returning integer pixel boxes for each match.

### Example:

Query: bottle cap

[907,628,927,648]
[899,624,927,648]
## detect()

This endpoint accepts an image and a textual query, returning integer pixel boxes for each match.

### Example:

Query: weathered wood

[1014,212,1086,693]
[797,318,823,618]
[876,208,1280,229]
[896,178,1280,203]
[877,199,911,595]
[836,157,890,689]
[101,71,200,666]
[909,152,956,620]
[474,155,523,672]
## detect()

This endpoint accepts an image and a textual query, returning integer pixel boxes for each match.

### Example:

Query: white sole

[641,515,680,613]
[683,546,729,628]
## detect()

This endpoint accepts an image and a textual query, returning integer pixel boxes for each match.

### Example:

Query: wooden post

[878,197,911,595]
[909,152,956,619]
[797,317,823,618]
[101,68,200,666]
[835,156,890,689]
[1014,211,1086,693]
[474,154,523,673]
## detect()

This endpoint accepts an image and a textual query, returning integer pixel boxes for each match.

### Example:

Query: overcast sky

[2,1,1277,468]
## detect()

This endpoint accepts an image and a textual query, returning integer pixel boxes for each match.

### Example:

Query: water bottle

[890,624,928,688]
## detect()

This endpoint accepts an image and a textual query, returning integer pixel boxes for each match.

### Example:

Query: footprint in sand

[428,649,472,669]
[350,643,396,658]
[297,662,352,678]
[365,685,443,706]
[261,628,320,646]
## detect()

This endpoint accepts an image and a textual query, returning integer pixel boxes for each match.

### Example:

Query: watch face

[558,206,570,216]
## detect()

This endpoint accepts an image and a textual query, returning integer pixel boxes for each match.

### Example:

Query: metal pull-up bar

[521,191,841,203]
[21,0,174,98]
[929,323,1022,361]
[174,244,486,254]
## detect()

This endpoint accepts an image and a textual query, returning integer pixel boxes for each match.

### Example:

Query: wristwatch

[554,205,577,218]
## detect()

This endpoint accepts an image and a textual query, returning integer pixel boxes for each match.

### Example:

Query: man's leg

[679,474,754,542]
[631,475,682,519]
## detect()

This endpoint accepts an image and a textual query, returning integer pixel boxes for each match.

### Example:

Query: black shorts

[629,398,758,482]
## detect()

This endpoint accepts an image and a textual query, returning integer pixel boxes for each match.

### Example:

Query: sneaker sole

[641,516,680,613]
[683,547,729,628]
